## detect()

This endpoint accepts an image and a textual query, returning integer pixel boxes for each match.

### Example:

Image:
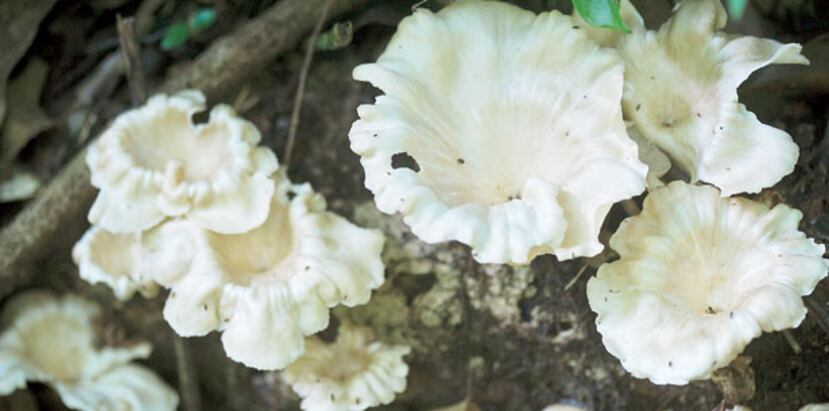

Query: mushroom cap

[628,126,671,189]
[800,404,829,411]
[87,90,278,234]
[283,323,411,411]
[618,0,808,196]
[72,226,159,300]
[349,0,647,264]
[141,176,386,370]
[0,291,178,411]
[587,181,828,385]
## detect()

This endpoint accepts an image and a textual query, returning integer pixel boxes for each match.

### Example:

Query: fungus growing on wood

[349,0,647,264]
[0,291,178,411]
[72,226,158,300]
[618,0,808,196]
[587,181,828,385]
[86,90,278,233]
[283,323,410,411]
[141,178,385,370]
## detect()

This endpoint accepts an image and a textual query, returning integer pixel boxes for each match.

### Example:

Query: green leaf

[188,8,217,31]
[161,23,190,50]
[571,0,630,32]
[315,21,354,51]
[727,0,748,20]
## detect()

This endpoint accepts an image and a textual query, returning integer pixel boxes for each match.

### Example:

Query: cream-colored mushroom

[349,0,647,264]
[87,90,278,234]
[283,323,410,411]
[72,226,158,300]
[0,291,178,411]
[141,176,385,370]
[587,181,828,385]
[801,404,829,411]
[628,126,671,189]
[618,0,807,196]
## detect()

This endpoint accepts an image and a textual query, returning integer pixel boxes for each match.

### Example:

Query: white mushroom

[349,0,647,264]
[0,291,178,411]
[628,126,671,189]
[87,90,278,234]
[142,177,386,370]
[800,404,829,411]
[587,181,828,385]
[618,0,808,196]
[72,226,158,300]
[283,323,411,411]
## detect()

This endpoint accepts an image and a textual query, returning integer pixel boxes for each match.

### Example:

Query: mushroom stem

[174,336,202,411]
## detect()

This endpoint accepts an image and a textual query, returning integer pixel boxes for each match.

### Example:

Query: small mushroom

[283,323,411,411]
[800,404,829,411]
[141,176,386,370]
[618,0,808,196]
[86,90,278,234]
[0,291,178,411]
[349,1,647,264]
[587,181,828,385]
[72,226,158,300]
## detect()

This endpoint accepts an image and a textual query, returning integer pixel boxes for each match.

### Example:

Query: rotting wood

[0,0,372,298]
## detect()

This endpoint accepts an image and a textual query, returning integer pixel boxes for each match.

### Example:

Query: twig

[781,329,802,354]
[564,263,590,291]
[284,0,335,168]
[173,336,202,411]
[0,0,372,298]
[116,16,146,105]
[805,295,829,336]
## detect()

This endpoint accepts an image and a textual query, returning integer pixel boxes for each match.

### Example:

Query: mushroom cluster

[575,0,828,391]
[349,0,827,399]
[0,291,178,411]
[73,90,387,371]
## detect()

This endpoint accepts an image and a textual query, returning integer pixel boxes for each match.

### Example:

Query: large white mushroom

[141,177,386,370]
[349,0,647,264]
[587,181,828,385]
[0,291,178,411]
[618,0,808,196]
[283,323,411,411]
[87,90,278,234]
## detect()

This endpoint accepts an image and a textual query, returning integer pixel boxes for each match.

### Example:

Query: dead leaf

[0,168,40,203]
[0,0,58,125]
[0,58,53,178]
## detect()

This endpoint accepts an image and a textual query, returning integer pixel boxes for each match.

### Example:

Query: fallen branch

[0,0,371,298]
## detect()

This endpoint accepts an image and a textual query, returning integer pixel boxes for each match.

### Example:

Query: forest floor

[0,0,827,410]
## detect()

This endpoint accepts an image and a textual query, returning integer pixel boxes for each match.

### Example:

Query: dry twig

[285,0,335,167]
